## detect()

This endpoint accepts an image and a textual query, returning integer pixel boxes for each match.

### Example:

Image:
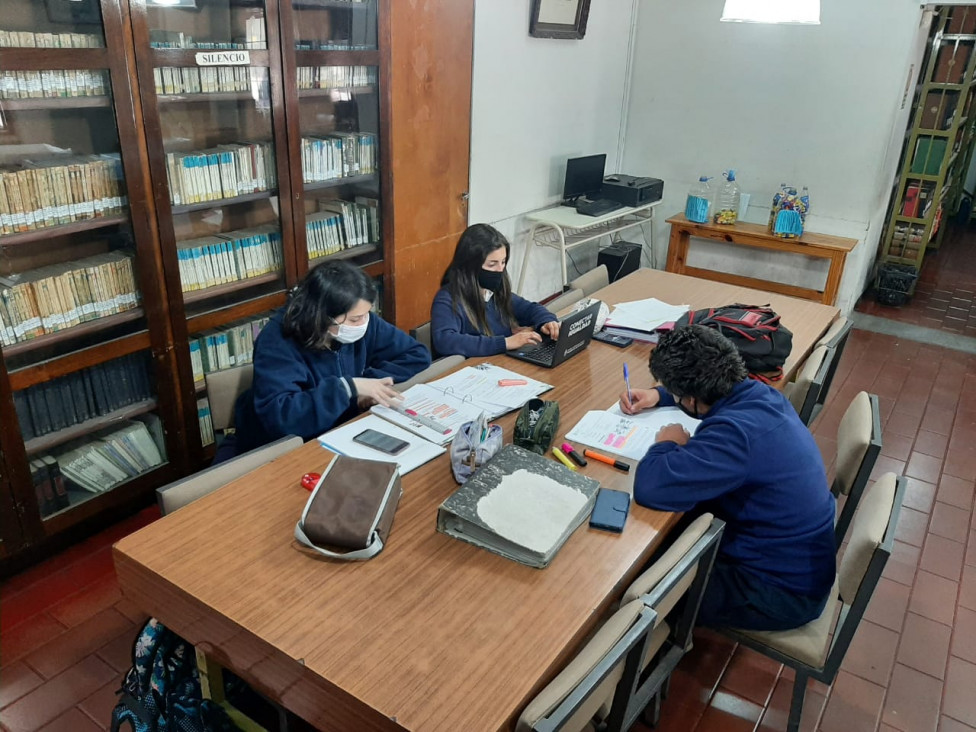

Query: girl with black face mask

[430,224,560,358]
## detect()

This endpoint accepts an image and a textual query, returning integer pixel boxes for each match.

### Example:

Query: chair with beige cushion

[832,392,882,548]
[205,363,254,431]
[546,288,585,314]
[784,345,829,426]
[569,265,609,297]
[517,514,724,732]
[410,321,433,352]
[723,472,906,732]
[156,434,302,515]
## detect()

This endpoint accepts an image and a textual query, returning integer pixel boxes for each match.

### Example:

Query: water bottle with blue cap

[685,176,712,223]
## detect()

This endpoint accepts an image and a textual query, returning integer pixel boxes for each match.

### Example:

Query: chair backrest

[156,435,302,515]
[520,515,725,732]
[833,392,882,547]
[546,288,584,314]
[205,364,254,431]
[787,345,829,425]
[812,317,853,418]
[395,355,465,393]
[410,321,432,353]
[824,473,905,677]
[569,265,609,297]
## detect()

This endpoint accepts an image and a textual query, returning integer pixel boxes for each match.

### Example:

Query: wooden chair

[832,392,882,548]
[546,287,585,314]
[784,344,829,426]
[517,515,724,732]
[724,473,906,732]
[569,265,609,297]
[156,435,302,515]
[204,364,254,432]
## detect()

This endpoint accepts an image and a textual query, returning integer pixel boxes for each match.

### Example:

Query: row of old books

[154,66,265,96]
[54,417,166,496]
[0,155,126,235]
[307,197,379,258]
[1,69,109,100]
[300,133,377,183]
[30,455,70,518]
[149,25,267,50]
[176,225,282,293]
[189,314,270,384]
[165,142,277,207]
[13,352,155,441]
[0,251,138,345]
[198,398,215,446]
[296,65,378,90]
[0,30,103,48]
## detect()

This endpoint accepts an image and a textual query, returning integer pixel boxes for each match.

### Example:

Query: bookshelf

[879,7,976,284]
[0,0,474,572]
[0,0,184,572]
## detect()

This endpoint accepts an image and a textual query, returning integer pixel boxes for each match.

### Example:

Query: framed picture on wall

[529,0,591,40]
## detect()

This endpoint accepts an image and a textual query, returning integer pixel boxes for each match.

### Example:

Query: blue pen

[623,363,633,405]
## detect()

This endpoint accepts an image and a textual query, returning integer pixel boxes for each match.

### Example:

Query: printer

[600,175,664,208]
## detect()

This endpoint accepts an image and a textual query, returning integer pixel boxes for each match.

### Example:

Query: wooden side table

[665,214,857,306]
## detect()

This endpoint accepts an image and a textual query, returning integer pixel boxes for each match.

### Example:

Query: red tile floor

[2,328,976,731]
[857,221,976,335]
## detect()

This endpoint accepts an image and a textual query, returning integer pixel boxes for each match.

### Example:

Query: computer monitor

[563,154,606,202]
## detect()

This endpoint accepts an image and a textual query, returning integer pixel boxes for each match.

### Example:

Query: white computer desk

[516,199,660,294]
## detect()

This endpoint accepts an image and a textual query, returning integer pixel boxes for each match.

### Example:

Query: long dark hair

[440,224,517,334]
[282,260,376,350]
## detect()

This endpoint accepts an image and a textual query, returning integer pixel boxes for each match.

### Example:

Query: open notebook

[436,445,601,568]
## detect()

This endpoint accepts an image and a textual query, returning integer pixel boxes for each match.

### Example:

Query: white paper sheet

[606,403,701,435]
[317,415,444,475]
[604,298,689,332]
[426,363,552,414]
[566,405,701,461]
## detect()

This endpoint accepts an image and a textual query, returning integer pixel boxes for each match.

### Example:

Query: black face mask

[676,397,700,420]
[477,269,504,292]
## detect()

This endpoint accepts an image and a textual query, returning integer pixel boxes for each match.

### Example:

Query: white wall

[468,0,637,300]
[622,0,928,314]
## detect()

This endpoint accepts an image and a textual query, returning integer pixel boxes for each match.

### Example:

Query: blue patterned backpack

[110,618,237,732]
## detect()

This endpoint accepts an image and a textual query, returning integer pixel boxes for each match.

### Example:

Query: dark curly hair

[650,324,748,405]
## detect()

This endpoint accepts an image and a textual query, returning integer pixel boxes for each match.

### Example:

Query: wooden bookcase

[880,6,976,274]
[0,0,472,573]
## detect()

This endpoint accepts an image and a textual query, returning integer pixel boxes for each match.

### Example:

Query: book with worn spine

[436,444,601,569]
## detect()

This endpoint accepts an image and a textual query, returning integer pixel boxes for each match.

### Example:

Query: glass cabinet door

[0,0,177,532]
[282,0,384,274]
[131,0,294,457]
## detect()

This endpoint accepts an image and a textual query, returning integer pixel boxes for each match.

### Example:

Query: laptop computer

[507,301,600,369]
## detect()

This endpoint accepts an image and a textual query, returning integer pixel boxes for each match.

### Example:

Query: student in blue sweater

[230,261,430,456]
[619,325,836,631]
[430,224,559,358]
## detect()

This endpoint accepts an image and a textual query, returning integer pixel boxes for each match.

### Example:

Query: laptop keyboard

[519,340,557,364]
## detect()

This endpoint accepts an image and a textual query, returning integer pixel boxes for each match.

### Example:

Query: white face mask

[333,314,369,344]
[483,289,493,302]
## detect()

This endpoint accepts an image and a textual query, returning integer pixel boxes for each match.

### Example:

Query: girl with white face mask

[226,260,430,459]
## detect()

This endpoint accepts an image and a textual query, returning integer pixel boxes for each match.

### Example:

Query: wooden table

[665,213,858,306]
[113,270,838,732]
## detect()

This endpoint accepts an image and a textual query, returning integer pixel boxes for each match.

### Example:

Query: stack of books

[0,154,126,234]
[296,66,377,90]
[300,133,377,183]
[0,251,139,345]
[149,23,266,50]
[307,196,379,258]
[154,66,265,95]
[176,225,282,292]
[165,142,277,206]
[55,417,166,494]
[188,314,270,384]
[12,352,155,440]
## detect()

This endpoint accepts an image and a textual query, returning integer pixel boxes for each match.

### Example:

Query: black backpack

[675,304,793,381]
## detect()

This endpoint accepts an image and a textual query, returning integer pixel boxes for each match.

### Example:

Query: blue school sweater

[233,311,430,453]
[430,286,557,358]
[634,379,836,598]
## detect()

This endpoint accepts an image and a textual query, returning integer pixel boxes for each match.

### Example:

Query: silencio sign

[195,51,251,66]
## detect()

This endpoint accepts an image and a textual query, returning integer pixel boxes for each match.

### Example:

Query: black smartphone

[589,488,631,533]
[352,428,410,455]
[592,331,633,348]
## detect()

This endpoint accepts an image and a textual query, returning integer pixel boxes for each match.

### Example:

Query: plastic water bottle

[713,170,741,225]
[685,176,712,223]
